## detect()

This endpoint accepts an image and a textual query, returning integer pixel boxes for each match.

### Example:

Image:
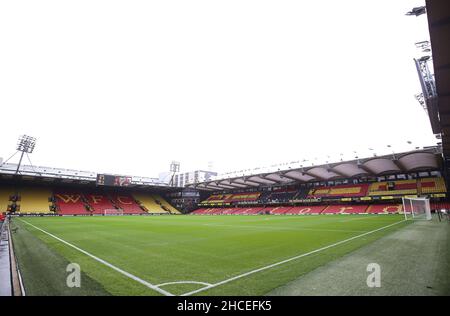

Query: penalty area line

[181,219,407,296]
[19,219,174,296]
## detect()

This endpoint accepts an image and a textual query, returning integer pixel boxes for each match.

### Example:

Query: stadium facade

[0,0,449,297]
[0,145,448,217]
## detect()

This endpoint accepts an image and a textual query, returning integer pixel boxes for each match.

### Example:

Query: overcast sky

[0,0,437,178]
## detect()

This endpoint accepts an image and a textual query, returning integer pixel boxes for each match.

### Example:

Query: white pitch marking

[338,215,383,222]
[156,281,212,287]
[181,219,407,296]
[19,219,174,296]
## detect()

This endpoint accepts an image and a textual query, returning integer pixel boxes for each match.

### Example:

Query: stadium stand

[132,193,169,213]
[321,205,368,214]
[191,205,366,215]
[190,208,209,215]
[17,187,52,214]
[189,201,450,216]
[266,206,289,215]
[291,187,310,200]
[85,194,117,214]
[307,184,369,198]
[0,188,13,213]
[220,208,239,215]
[431,202,450,211]
[419,177,447,194]
[110,194,145,214]
[198,177,447,208]
[266,188,298,202]
[153,194,181,214]
[233,207,264,215]
[366,204,402,214]
[205,192,261,203]
[285,206,323,215]
[191,176,449,216]
[191,207,269,215]
[54,191,91,215]
[368,179,418,196]
[0,177,446,217]
[265,206,292,214]
[299,206,328,214]
[205,194,230,202]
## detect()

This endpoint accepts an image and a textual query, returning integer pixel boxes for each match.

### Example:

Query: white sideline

[181,219,407,296]
[19,219,174,296]
[156,281,212,287]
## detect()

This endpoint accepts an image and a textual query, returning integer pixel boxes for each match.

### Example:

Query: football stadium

[0,0,449,301]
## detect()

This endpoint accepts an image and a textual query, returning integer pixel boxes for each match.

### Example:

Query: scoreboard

[96,174,132,187]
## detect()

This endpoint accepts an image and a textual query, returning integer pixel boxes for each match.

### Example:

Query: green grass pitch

[11,214,408,296]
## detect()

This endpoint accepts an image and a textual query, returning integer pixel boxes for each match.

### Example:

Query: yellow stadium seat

[419,177,447,194]
[153,194,181,214]
[369,180,417,196]
[17,187,53,214]
[132,193,169,213]
[0,187,14,213]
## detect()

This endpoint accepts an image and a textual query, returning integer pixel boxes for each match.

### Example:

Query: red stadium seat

[307,184,369,198]
[322,205,368,214]
[299,206,327,214]
[111,194,145,214]
[366,204,402,214]
[266,206,292,214]
[54,192,91,215]
[85,194,117,214]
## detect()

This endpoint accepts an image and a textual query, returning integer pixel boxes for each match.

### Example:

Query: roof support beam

[261,175,284,184]
[219,180,247,189]
[247,176,277,185]
[206,182,236,190]
[278,171,305,182]
[235,178,261,186]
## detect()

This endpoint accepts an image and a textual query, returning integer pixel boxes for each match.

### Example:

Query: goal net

[103,209,124,216]
[402,197,432,220]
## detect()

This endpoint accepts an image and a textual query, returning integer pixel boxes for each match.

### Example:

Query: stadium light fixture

[169,161,180,186]
[405,6,426,16]
[16,135,36,153]
[15,135,37,174]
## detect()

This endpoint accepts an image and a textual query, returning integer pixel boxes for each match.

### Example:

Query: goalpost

[103,209,124,216]
[402,197,432,220]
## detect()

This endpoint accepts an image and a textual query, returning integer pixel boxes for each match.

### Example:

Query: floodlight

[16,135,36,153]
[405,6,426,16]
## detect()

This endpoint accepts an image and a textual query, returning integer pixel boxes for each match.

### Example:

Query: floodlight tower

[405,6,426,17]
[169,161,180,187]
[406,6,440,135]
[15,135,36,174]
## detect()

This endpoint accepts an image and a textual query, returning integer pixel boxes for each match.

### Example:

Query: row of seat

[307,178,447,198]
[191,204,405,215]
[307,184,369,198]
[200,177,447,204]
[368,179,418,196]
[56,192,181,215]
[206,192,261,203]
[0,187,180,215]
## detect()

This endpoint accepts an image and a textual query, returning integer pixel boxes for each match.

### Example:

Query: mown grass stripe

[181,219,406,296]
[19,219,173,296]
